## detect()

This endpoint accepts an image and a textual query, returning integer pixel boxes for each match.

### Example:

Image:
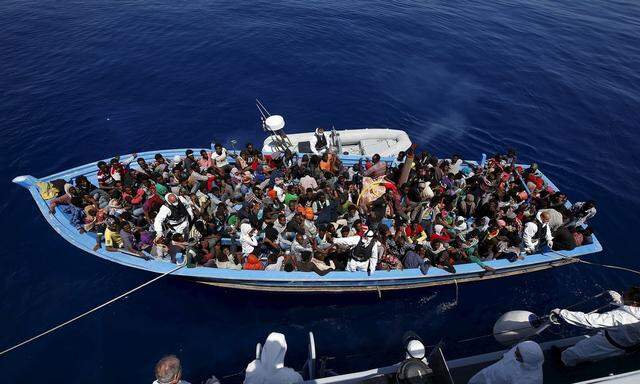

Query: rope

[575,259,640,276]
[545,248,640,277]
[453,279,459,305]
[565,292,606,310]
[454,288,610,345]
[315,291,613,365]
[220,369,246,380]
[0,262,186,357]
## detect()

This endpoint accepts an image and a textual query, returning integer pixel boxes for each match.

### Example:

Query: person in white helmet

[331,229,380,275]
[468,340,544,384]
[244,332,303,384]
[551,286,640,367]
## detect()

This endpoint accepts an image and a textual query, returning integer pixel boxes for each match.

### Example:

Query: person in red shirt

[353,219,367,236]
[96,161,114,189]
[143,193,164,221]
[430,224,452,243]
[405,221,426,242]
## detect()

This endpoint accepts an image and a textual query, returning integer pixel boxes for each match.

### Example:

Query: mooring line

[546,248,640,276]
[0,262,186,357]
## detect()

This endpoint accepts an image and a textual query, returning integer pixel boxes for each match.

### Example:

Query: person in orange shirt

[243,254,264,270]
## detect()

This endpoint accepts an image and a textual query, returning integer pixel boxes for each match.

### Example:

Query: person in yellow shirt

[104,219,123,250]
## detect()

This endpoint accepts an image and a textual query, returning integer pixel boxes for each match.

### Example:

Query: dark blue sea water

[2,0,640,382]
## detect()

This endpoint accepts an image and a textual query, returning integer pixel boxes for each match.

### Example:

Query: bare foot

[93,244,101,251]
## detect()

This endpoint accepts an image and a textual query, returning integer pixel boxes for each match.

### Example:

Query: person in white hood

[468,340,544,384]
[522,211,553,254]
[331,229,380,275]
[309,127,330,156]
[244,332,303,384]
[551,286,640,366]
[239,222,259,256]
[154,193,194,240]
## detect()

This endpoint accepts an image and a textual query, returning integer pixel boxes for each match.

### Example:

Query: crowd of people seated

[42,135,597,275]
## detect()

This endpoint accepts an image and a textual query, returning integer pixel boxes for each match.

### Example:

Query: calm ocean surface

[2,0,640,382]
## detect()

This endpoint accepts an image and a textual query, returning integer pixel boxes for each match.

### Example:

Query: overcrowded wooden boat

[13,140,602,293]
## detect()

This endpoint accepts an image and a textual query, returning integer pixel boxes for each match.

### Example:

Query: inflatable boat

[253,318,639,383]
[257,100,412,157]
[13,147,602,293]
[262,127,412,158]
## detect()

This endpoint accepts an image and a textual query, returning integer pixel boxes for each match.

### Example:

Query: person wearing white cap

[331,229,380,275]
[153,193,194,241]
[172,154,183,168]
[468,340,544,384]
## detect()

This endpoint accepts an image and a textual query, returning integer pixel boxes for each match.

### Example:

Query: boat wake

[436,300,458,314]
[418,292,438,305]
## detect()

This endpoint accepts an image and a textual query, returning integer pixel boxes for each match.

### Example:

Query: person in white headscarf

[153,193,194,240]
[273,177,286,203]
[454,216,468,233]
[468,340,544,384]
[476,216,490,233]
[172,154,183,169]
[419,181,434,201]
[551,286,640,367]
[239,222,258,256]
[244,332,303,384]
[331,229,380,275]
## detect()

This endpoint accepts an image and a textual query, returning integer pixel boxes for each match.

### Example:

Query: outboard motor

[493,310,548,346]
[362,332,454,384]
[396,358,433,384]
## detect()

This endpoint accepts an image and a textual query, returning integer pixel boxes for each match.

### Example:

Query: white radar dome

[493,310,542,346]
[265,115,285,132]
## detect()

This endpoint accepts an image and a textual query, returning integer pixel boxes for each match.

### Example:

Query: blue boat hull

[13,148,603,293]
